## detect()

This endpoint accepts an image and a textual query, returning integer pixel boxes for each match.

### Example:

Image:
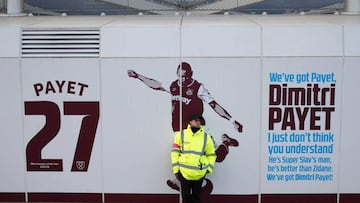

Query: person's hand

[127,69,138,78]
[175,173,181,181]
[233,120,243,133]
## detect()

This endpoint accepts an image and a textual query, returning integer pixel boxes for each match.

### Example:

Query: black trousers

[179,173,204,203]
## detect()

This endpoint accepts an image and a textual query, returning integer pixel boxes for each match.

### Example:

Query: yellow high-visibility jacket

[171,124,216,180]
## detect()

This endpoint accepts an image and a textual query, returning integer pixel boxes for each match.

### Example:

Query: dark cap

[188,114,201,121]
[188,114,206,125]
[188,114,202,122]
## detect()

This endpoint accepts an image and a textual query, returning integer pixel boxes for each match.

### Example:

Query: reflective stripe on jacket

[171,124,216,180]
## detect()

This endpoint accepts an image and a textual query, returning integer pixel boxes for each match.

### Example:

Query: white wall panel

[101,16,181,57]
[0,27,20,57]
[0,18,35,58]
[340,57,360,193]
[181,16,261,57]
[344,24,360,56]
[101,59,176,193]
[185,58,261,194]
[250,16,343,57]
[311,15,360,57]
[0,59,25,192]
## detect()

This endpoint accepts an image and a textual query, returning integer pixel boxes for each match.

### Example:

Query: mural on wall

[127,61,244,197]
[101,58,259,196]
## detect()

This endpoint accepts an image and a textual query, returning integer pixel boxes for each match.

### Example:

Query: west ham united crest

[76,161,86,170]
[186,89,193,96]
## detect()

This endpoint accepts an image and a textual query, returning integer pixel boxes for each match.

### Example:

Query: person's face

[189,118,201,128]
[177,69,191,85]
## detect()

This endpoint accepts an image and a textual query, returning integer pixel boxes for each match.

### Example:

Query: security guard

[171,114,216,203]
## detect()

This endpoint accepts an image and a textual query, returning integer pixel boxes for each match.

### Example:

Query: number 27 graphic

[24,101,100,172]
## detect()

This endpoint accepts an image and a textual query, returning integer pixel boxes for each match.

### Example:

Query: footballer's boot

[222,134,239,147]
[166,179,180,191]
